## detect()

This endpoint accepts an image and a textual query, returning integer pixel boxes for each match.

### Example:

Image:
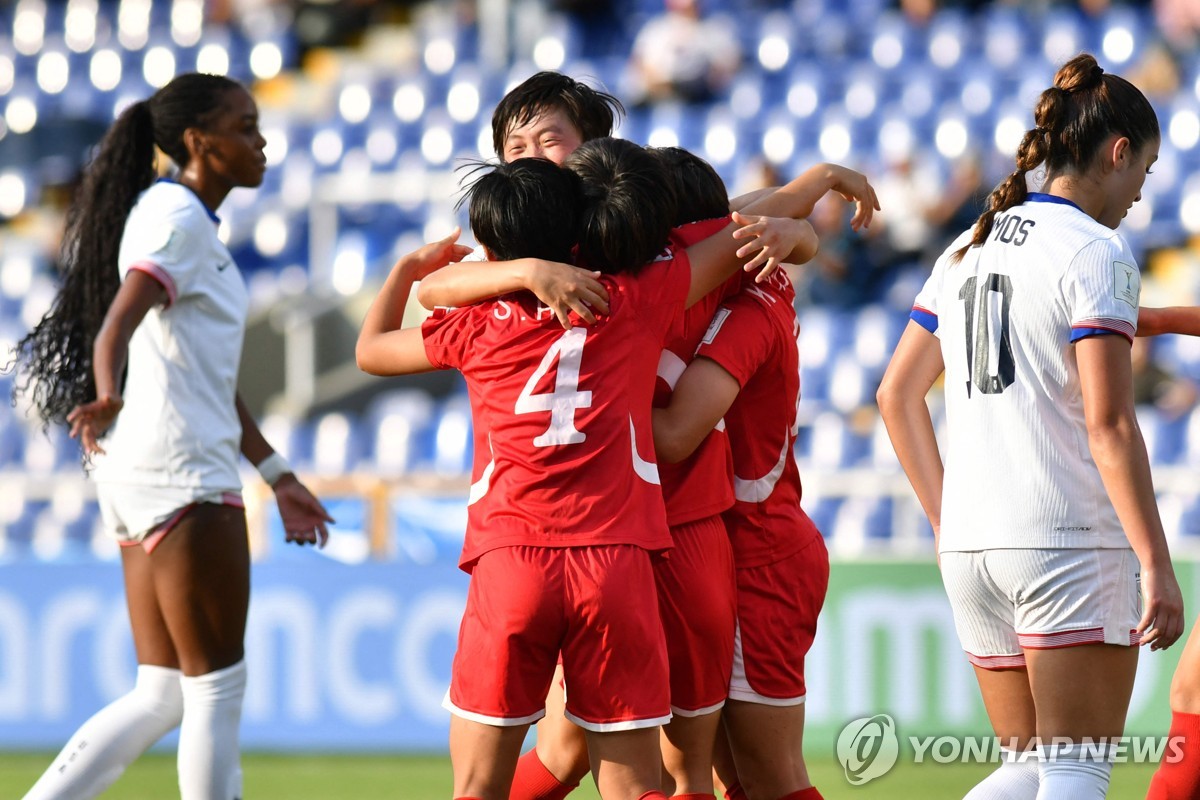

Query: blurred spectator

[871,151,944,267]
[733,156,785,198]
[793,194,883,309]
[1133,337,1198,419]
[626,0,741,106]
[1155,0,1200,54]
[1128,40,1182,101]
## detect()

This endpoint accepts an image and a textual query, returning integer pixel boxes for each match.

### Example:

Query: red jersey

[655,217,738,526]
[423,253,690,570]
[695,270,822,567]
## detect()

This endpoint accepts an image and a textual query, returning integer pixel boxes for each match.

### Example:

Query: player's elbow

[875,376,902,422]
[355,340,384,376]
[653,421,697,465]
[414,281,438,311]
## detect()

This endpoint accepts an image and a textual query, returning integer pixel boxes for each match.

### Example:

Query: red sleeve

[421,306,477,370]
[694,294,775,388]
[624,248,691,341]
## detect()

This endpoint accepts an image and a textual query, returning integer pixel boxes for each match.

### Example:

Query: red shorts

[656,514,736,715]
[730,535,829,705]
[445,544,670,732]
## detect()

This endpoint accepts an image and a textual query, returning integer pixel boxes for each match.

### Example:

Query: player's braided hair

[7,73,241,427]
[952,52,1158,263]
[491,71,624,159]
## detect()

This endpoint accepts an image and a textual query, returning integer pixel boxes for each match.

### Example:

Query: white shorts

[98,483,243,546]
[940,548,1141,670]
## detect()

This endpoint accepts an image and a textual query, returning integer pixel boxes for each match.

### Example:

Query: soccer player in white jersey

[877,53,1184,800]
[9,74,331,800]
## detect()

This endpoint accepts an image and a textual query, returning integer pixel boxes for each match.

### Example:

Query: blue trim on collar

[155,177,221,224]
[1026,192,1082,212]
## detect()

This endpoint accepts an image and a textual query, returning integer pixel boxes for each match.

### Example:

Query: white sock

[963,749,1040,799]
[1035,743,1114,800]
[178,660,247,800]
[23,664,184,800]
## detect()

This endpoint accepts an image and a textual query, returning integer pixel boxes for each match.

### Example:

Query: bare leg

[450,715,530,799]
[149,504,252,800]
[148,504,250,676]
[1026,644,1137,741]
[721,700,810,800]
[1027,644,1138,800]
[660,711,722,796]
[535,665,591,785]
[586,727,663,800]
[972,666,1037,749]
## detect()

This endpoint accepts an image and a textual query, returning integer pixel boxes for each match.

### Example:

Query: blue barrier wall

[0,561,469,750]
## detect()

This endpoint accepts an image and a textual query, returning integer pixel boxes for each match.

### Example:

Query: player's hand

[527,260,610,328]
[732,213,817,282]
[273,474,335,549]
[1138,564,1185,651]
[66,395,124,455]
[824,165,881,232]
[403,227,475,281]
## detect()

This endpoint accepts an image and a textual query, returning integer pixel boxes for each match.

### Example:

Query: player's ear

[1108,135,1131,173]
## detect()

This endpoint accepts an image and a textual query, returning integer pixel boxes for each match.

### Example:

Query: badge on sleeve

[1112,260,1139,308]
[701,307,732,345]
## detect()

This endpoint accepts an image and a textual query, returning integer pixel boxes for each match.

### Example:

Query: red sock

[510,749,579,800]
[671,794,716,799]
[776,789,823,800]
[1147,711,1200,800]
[723,782,749,800]
[637,793,669,800]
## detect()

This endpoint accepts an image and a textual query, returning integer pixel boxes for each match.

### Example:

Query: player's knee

[537,722,590,781]
[1170,670,1200,714]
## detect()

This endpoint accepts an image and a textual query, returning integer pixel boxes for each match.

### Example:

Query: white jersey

[911,193,1141,553]
[92,180,248,496]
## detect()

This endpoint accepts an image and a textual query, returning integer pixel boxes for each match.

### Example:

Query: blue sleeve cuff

[1070,326,1133,344]
[910,307,938,334]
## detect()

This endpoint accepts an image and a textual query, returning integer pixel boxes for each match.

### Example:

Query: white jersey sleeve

[1064,237,1140,343]
[911,229,972,337]
[118,184,213,306]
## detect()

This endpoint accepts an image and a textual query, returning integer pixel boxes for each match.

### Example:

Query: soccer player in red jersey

[650,164,881,800]
[359,144,871,799]
[418,153,875,800]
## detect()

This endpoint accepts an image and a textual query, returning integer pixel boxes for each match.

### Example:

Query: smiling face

[1099,133,1159,229]
[500,107,584,165]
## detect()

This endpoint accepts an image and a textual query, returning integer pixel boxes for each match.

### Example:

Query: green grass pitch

[0,752,1159,798]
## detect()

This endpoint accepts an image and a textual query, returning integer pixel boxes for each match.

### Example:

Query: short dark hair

[491,71,623,159]
[648,147,729,226]
[466,158,582,264]
[564,138,675,276]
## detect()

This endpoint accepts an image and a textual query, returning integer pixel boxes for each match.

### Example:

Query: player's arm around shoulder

[356,229,473,376]
[415,257,609,329]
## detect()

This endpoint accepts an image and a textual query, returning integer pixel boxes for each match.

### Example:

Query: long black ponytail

[8,73,241,426]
